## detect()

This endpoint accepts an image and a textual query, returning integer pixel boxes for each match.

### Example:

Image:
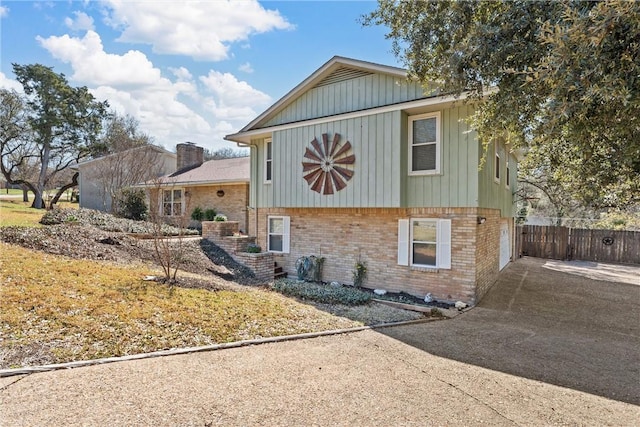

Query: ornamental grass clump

[272,280,372,306]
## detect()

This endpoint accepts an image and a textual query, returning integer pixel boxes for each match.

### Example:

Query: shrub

[191,206,204,221]
[272,280,372,306]
[204,208,217,221]
[246,243,261,253]
[214,214,227,222]
[114,188,147,221]
[352,261,367,288]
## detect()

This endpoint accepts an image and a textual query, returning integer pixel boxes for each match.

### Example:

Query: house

[141,143,250,231]
[225,56,518,304]
[76,145,176,212]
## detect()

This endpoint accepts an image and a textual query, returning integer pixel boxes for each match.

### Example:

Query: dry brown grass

[0,242,369,368]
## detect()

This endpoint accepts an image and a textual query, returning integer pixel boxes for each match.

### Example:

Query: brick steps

[274,262,288,279]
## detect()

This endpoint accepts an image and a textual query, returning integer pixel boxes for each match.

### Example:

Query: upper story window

[494,142,501,184]
[409,112,441,175]
[163,188,183,216]
[265,138,272,183]
[505,156,510,189]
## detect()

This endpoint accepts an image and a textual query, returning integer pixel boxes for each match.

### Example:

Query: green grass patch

[0,200,77,228]
[0,243,362,368]
[272,280,372,306]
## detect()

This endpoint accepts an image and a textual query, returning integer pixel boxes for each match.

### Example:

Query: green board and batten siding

[253,111,402,208]
[247,69,514,214]
[263,72,433,127]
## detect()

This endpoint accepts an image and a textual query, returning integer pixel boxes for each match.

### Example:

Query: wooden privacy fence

[517,225,640,265]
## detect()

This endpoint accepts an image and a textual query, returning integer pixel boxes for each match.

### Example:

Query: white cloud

[200,70,271,122]
[37,31,162,87]
[0,5,9,18]
[36,30,271,151]
[101,0,293,61]
[239,62,254,74]
[0,72,22,92]
[65,11,95,31]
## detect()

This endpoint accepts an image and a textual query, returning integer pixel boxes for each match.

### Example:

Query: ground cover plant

[0,205,427,369]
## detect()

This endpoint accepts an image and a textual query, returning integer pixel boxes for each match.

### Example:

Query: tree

[1,64,109,209]
[203,146,249,160]
[363,1,640,209]
[85,113,164,213]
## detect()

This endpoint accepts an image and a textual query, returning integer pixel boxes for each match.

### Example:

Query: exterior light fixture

[477,216,486,225]
[217,190,225,197]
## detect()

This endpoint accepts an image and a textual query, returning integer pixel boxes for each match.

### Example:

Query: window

[505,156,510,188]
[267,216,290,253]
[162,189,183,216]
[494,142,501,183]
[397,218,451,269]
[265,138,272,183]
[409,112,441,175]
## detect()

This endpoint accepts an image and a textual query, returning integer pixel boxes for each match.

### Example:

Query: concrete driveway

[1,257,638,426]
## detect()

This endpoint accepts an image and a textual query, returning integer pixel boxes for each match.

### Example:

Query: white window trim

[408,111,441,176]
[397,218,451,269]
[494,141,501,184]
[267,215,290,254]
[264,138,272,184]
[161,188,185,216]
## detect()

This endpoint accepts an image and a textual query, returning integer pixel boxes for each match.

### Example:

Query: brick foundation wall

[235,252,274,283]
[202,221,272,283]
[253,207,504,304]
[474,209,502,301]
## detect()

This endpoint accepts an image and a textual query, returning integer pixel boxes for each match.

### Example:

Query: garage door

[499,221,511,270]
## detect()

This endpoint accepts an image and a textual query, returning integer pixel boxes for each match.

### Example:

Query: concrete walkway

[1,257,639,426]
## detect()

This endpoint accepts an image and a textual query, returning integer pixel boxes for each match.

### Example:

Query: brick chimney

[176,142,204,171]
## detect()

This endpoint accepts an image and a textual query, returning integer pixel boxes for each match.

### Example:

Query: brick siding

[251,207,503,304]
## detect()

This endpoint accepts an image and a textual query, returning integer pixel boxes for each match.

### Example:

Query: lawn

[0,200,77,227]
[0,242,364,368]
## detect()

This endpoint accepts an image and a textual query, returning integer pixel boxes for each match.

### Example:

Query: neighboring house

[76,145,176,212]
[140,143,250,232]
[225,56,518,304]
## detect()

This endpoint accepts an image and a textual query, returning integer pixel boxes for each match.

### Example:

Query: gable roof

[75,144,176,169]
[224,56,474,145]
[229,56,408,135]
[145,156,250,187]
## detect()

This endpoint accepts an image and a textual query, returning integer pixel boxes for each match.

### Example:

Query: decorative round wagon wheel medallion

[301,133,355,195]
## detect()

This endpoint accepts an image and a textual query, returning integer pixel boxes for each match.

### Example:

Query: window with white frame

[267,216,290,253]
[265,138,272,183]
[397,218,451,269]
[409,112,441,175]
[505,156,510,188]
[494,142,501,183]
[162,189,183,216]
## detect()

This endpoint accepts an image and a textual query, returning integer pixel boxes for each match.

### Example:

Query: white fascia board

[225,92,471,144]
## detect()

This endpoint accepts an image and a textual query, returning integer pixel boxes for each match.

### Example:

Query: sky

[0,0,401,153]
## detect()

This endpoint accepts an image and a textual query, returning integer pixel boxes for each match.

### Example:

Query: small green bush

[204,208,217,221]
[191,206,204,221]
[114,188,147,221]
[272,280,372,306]
[214,214,227,222]
[246,243,261,253]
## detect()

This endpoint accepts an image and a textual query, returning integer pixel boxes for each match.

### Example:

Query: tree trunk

[34,139,51,209]
[49,172,79,209]
[22,186,29,202]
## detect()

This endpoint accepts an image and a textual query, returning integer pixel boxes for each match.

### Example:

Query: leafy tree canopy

[363,0,640,209]
[1,64,109,208]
